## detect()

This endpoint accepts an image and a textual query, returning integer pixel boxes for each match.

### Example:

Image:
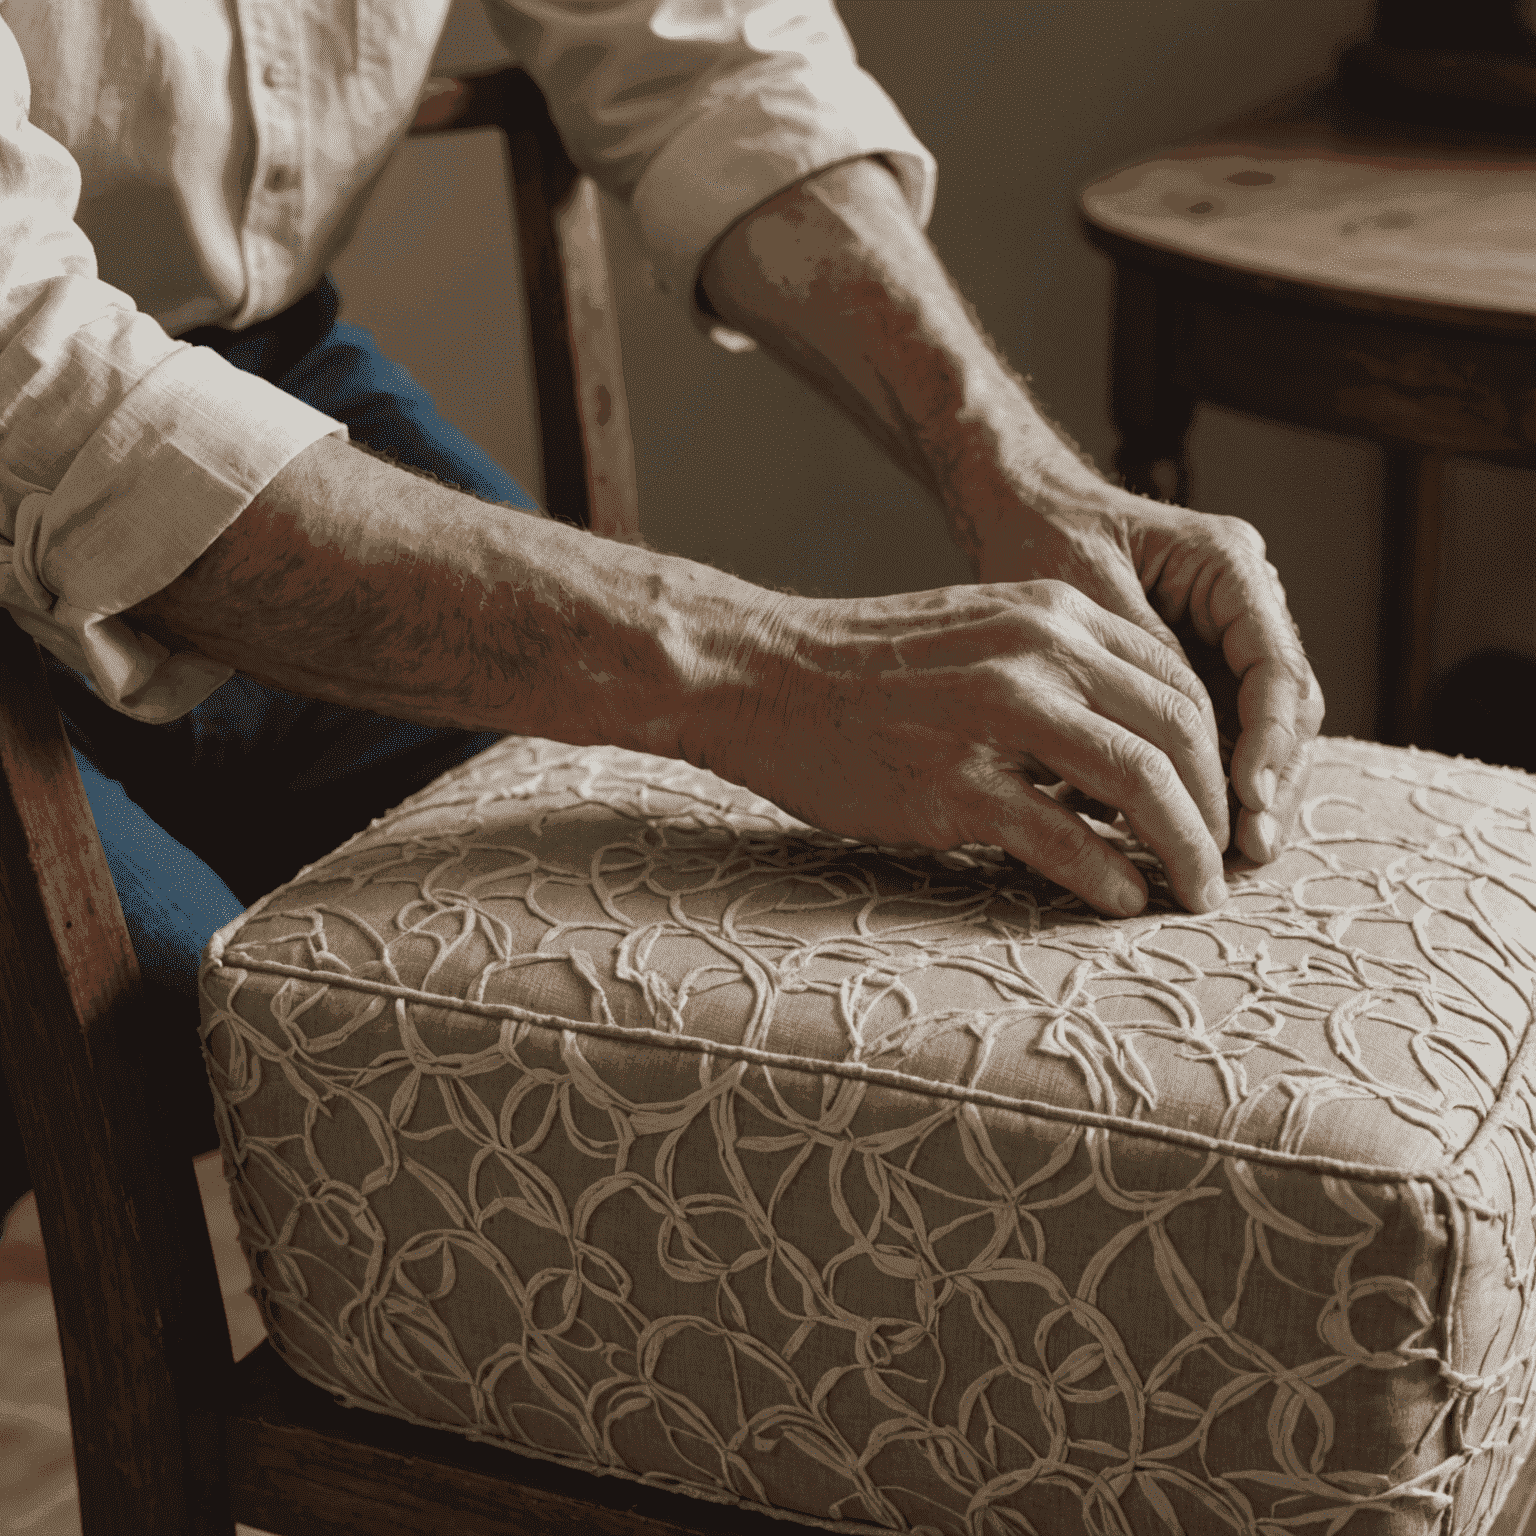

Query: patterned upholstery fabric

[198,735,1536,1535]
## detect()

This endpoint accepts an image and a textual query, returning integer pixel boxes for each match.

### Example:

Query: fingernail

[1111,873,1146,917]
[1253,812,1279,860]
[1255,768,1277,811]
[1201,877,1228,913]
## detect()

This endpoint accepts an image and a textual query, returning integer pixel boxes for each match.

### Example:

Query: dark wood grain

[228,1340,794,1536]
[1154,274,1536,462]
[1109,263,1194,501]
[1380,450,1448,746]
[0,613,234,1535]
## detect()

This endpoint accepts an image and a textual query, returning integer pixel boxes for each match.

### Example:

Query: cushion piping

[205,950,1491,1195]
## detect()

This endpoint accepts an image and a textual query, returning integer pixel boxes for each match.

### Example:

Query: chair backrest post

[0,615,235,1535]
[410,65,642,544]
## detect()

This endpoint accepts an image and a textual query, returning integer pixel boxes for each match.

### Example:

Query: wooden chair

[0,65,791,1536]
[409,65,640,543]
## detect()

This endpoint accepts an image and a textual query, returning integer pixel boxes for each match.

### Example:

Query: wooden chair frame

[410,65,640,543]
[0,66,794,1536]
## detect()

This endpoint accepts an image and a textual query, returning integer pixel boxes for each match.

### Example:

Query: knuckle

[1009,581,1087,647]
[1108,735,1174,799]
[1033,577,1083,613]
[970,657,1022,711]
[1161,687,1207,744]
[1034,809,1096,873]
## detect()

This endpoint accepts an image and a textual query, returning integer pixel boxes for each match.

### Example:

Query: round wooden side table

[1080,83,1536,747]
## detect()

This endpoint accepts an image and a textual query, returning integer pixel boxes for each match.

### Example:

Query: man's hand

[699,154,1324,873]
[706,579,1231,918]
[969,479,1324,866]
[133,440,1236,917]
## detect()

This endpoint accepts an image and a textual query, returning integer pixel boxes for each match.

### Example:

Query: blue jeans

[37,276,539,1160]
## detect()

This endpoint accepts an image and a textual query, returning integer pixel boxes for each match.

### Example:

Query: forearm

[697,156,1108,566]
[124,434,778,759]
[698,157,1321,868]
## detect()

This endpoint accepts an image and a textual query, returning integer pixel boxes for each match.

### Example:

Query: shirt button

[262,61,294,89]
[265,164,299,192]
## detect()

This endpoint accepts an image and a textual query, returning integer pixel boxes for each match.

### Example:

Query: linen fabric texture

[0,0,936,723]
[199,734,1536,1536]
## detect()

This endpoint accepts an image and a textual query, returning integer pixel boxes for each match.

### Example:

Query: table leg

[1115,425,1193,506]
[1108,264,1195,505]
[1378,448,1446,747]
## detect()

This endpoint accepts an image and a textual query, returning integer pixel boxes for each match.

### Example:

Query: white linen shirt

[0,0,936,722]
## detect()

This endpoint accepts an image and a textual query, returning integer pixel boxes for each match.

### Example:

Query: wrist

[922,381,1112,555]
[583,544,800,770]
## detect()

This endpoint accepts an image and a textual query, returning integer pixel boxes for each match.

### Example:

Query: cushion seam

[207,953,1474,1191]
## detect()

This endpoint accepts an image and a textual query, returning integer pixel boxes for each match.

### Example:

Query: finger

[1232,677,1322,863]
[1033,705,1227,914]
[1228,657,1301,812]
[1078,600,1222,760]
[968,765,1150,917]
[1227,643,1325,822]
[1080,651,1230,854]
[1169,620,1239,765]
[1212,568,1324,816]
[1068,606,1228,850]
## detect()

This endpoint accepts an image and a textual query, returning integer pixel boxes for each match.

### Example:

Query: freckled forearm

[697,156,1110,561]
[123,434,780,757]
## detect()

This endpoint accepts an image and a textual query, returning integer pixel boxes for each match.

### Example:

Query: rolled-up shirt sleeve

[0,20,345,723]
[483,0,938,353]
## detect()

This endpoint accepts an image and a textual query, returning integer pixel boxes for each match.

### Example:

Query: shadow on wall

[333,0,1534,748]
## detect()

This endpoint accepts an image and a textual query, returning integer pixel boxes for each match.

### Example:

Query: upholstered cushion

[198,735,1536,1536]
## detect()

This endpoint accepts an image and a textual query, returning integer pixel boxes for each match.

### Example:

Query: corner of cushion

[201,906,255,972]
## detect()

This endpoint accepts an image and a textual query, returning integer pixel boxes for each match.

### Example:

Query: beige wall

[331,0,1535,744]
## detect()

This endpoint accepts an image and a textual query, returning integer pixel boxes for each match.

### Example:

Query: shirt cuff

[0,343,348,722]
[630,57,938,354]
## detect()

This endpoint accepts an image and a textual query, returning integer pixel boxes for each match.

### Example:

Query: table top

[1080,84,1536,327]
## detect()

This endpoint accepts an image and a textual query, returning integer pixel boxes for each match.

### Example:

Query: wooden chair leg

[1378,447,1446,748]
[0,1054,30,1223]
[0,619,235,1536]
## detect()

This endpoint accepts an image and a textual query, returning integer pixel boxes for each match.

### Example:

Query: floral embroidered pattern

[200,736,1536,1534]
